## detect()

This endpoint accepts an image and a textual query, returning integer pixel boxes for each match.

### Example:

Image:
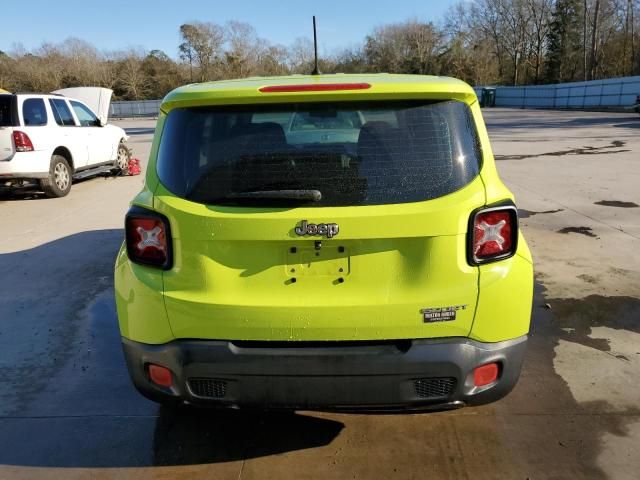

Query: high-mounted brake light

[468,205,518,264]
[125,207,172,269]
[259,83,371,93]
[12,131,34,152]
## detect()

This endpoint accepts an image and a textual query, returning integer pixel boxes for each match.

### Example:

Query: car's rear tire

[113,142,130,173]
[40,155,72,198]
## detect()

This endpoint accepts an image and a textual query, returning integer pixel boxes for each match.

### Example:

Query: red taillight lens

[474,363,499,387]
[12,131,34,152]
[125,208,172,269]
[470,207,518,264]
[148,364,173,388]
[259,83,371,93]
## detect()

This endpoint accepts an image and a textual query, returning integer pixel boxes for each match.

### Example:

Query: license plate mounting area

[286,246,350,277]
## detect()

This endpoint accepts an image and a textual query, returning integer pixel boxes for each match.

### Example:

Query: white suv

[0,91,129,197]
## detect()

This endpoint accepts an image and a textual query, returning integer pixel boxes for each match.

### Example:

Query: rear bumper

[123,335,527,411]
[0,173,48,181]
[0,151,50,179]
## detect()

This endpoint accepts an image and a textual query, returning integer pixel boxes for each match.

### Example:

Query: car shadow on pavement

[0,229,343,469]
[0,173,123,202]
[0,189,47,200]
[153,407,344,466]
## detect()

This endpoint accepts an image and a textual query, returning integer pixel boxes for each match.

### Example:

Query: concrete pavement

[0,110,639,479]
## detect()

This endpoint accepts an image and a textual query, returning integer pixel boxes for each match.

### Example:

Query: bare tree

[288,37,315,73]
[525,0,553,83]
[363,20,443,74]
[225,21,259,77]
[589,0,602,79]
[179,22,225,81]
[117,50,150,100]
[469,0,509,80]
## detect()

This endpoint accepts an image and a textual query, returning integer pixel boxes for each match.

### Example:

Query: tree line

[1,0,638,100]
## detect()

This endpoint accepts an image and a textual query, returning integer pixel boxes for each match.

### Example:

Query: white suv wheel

[54,162,70,190]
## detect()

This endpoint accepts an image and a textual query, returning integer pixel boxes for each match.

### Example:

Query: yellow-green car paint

[116,74,532,344]
[115,74,533,409]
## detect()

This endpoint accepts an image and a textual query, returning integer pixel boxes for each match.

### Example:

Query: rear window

[157,100,482,207]
[0,95,16,127]
[22,98,48,126]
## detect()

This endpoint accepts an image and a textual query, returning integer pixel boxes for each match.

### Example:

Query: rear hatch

[0,95,17,161]
[153,99,485,341]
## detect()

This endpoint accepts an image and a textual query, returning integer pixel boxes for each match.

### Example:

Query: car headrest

[357,121,398,161]
[231,122,288,152]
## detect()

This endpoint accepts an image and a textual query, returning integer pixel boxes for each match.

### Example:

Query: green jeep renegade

[115,74,533,411]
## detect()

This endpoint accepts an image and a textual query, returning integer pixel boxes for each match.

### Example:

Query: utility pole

[583,0,588,81]
[632,0,636,75]
[624,0,630,75]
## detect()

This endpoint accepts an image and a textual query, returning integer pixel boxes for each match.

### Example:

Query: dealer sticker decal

[420,305,467,323]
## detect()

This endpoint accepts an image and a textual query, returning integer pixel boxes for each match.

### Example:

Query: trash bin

[481,88,496,108]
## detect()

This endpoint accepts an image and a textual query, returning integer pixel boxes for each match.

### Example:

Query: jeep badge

[295,220,339,238]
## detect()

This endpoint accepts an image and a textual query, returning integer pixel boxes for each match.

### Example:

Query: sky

[1,0,459,57]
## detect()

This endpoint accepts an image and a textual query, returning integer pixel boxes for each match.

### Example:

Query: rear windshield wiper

[224,189,322,202]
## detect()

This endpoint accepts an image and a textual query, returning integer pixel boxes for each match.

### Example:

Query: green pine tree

[545,0,582,83]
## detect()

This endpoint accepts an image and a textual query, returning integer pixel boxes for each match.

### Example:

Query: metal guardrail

[476,75,640,109]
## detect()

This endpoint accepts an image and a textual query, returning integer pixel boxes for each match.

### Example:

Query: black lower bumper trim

[122,336,527,411]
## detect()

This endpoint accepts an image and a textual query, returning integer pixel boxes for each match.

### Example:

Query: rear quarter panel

[17,96,56,159]
[115,187,174,344]
[0,126,15,161]
[468,101,534,342]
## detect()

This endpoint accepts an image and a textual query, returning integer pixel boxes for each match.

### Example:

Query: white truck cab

[0,89,129,197]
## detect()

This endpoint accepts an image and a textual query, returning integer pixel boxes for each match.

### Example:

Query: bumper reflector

[148,364,173,388]
[474,363,499,387]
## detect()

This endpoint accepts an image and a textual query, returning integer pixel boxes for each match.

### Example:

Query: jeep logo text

[295,220,339,238]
